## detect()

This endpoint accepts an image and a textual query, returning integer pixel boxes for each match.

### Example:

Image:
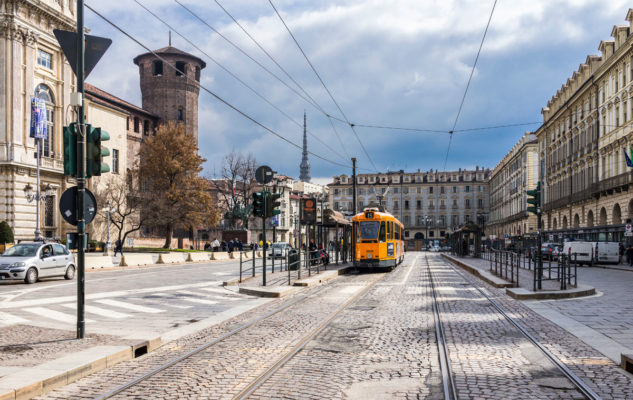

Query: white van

[594,242,619,264]
[562,241,594,265]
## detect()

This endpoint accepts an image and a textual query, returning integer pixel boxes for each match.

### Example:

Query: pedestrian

[204,242,210,251]
[114,239,123,256]
[238,240,243,252]
[309,239,317,265]
[619,242,625,264]
[227,240,234,254]
[212,238,220,252]
[221,240,227,251]
[626,245,633,267]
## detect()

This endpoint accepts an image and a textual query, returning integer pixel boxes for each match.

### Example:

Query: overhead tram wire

[84,3,352,171]
[212,0,352,161]
[268,0,380,173]
[442,0,498,171]
[132,0,348,163]
[347,121,541,134]
[174,0,328,117]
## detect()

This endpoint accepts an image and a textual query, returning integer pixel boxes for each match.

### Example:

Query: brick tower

[133,45,206,141]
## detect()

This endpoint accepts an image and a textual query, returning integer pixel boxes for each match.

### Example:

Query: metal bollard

[239,251,243,283]
[287,251,291,285]
[252,248,256,277]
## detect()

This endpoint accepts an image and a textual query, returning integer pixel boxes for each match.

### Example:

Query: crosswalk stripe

[182,298,218,306]
[94,299,165,314]
[61,303,131,319]
[24,307,94,323]
[0,311,28,326]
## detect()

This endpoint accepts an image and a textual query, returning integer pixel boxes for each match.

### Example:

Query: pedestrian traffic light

[526,181,541,215]
[252,192,265,217]
[86,125,110,178]
[63,123,77,177]
[268,193,282,217]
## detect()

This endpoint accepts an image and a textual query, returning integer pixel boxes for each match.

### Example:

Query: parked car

[540,243,560,260]
[268,242,292,259]
[0,242,75,284]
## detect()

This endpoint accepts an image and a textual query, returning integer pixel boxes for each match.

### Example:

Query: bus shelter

[450,222,483,258]
[322,209,352,263]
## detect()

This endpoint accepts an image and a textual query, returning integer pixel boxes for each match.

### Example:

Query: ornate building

[536,8,633,243]
[329,168,490,246]
[488,132,539,240]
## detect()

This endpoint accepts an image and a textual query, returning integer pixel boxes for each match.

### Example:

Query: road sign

[626,224,632,232]
[558,233,563,239]
[53,29,112,78]
[548,234,554,241]
[59,186,97,226]
[255,165,273,184]
[626,232,633,237]
[300,198,317,224]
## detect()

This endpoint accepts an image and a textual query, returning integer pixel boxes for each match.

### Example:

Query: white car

[268,242,292,259]
[0,242,75,284]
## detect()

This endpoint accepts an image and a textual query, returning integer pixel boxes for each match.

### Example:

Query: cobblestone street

[32,253,633,399]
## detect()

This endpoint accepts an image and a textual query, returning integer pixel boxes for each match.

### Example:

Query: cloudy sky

[84,0,631,183]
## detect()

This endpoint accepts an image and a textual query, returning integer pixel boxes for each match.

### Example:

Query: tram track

[90,268,394,400]
[426,253,602,400]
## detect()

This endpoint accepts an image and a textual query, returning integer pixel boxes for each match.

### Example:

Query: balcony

[592,171,632,197]
[439,205,446,210]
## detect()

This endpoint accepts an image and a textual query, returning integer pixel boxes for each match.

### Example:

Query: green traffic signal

[526,181,541,215]
[63,123,77,177]
[86,125,110,177]
[252,192,265,217]
[268,193,282,217]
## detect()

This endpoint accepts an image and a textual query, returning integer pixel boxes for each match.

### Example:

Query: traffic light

[527,181,541,215]
[252,192,265,217]
[267,193,282,217]
[86,125,110,177]
[63,123,77,177]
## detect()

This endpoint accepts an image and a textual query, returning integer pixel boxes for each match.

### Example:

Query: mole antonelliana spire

[299,112,311,182]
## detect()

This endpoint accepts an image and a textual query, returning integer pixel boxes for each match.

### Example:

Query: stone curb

[442,254,596,300]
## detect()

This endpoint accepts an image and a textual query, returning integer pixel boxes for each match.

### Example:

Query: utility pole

[262,187,267,286]
[76,0,86,339]
[352,158,357,266]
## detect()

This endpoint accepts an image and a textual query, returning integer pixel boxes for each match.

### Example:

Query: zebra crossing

[0,281,251,329]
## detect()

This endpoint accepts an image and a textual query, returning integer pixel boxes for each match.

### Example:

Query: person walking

[212,238,220,252]
[114,239,123,256]
[626,244,633,267]
[619,242,625,264]
[227,240,234,254]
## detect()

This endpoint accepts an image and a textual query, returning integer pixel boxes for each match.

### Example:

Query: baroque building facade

[329,168,490,245]
[488,132,539,240]
[536,8,633,243]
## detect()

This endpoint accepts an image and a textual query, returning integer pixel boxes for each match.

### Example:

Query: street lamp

[24,183,55,240]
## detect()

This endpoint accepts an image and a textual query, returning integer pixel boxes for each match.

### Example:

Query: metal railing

[483,248,578,291]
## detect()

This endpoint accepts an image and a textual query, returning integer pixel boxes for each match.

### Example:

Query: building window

[195,66,201,81]
[37,49,52,69]
[393,188,399,194]
[440,186,445,194]
[153,60,163,76]
[404,200,409,209]
[126,117,130,131]
[334,189,339,195]
[177,108,184,121]
[478,198,483,208]
[429,231,435,237]
[134,117,140,133]
[144,120,149,135]
[416,200,421,209]
[465,199,470,208]
[429,187,433,194]
[465,185,470,192]
[44,196,55,227]
[176,61,186,77]
[452,186,457,193]
[112,149,119,174]
[34,84,55,158]
[348,188,353,195]
[404,215,410,224]
[334,202,339,210]
[394,200,399,209]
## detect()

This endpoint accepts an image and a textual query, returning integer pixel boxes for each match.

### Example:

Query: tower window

[143,120,149,135]
[153,60,163,76]
[177,108,183,121]
[176,62,186,77]
[195,66,200,81]
[134,117,140,133]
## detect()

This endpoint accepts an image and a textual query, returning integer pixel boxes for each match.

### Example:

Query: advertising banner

[30,97,48,139]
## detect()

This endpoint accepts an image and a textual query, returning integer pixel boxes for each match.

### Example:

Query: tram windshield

[359,221,379,240]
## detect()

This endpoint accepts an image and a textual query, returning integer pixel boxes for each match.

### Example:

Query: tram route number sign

[300,198,317,225]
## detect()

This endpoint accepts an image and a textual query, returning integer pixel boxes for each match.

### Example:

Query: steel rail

[438,255,602,400]
[233,271,389,399]
[424,256,458,400]
[93,283,334,400]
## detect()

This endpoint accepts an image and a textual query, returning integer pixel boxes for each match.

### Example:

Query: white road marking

[182,298,218,306]
[60,303,131,319]
[24,307,94,323]
[176,289,241,300]
[0,311,27,326]
[0,281,223,310]
[94,299,165,314]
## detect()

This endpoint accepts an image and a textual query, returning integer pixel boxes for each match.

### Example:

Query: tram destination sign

[300,198,317,225]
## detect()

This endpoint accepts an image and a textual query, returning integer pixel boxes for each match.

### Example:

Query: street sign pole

[76,0,86,339]
[262,187,267,286]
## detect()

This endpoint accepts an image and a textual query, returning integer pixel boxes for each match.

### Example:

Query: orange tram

[352,207,405,271]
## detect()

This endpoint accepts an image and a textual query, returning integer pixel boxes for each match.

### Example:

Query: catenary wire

[84,3,353,171]
[268,0,379,173]
[443,0,498,171]
[174,0,329,116]
[212,0,352,160]
[132,0,348,163]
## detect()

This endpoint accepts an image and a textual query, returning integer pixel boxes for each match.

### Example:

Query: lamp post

[24,183,55,240]
[399,170,404,223]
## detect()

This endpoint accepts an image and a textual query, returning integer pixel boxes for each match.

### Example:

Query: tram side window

[387,221,392,240]
[379,222,386,243]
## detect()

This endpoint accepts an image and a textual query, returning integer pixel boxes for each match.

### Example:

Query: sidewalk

[442,254,595,299]
[443,253,633,368]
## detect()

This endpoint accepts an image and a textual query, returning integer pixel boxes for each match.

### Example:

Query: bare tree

[212,151,257,229]
[93,174,143,246]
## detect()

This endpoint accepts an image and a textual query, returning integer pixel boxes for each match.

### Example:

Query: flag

[30,97,48,139]
[625,146,633,168]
